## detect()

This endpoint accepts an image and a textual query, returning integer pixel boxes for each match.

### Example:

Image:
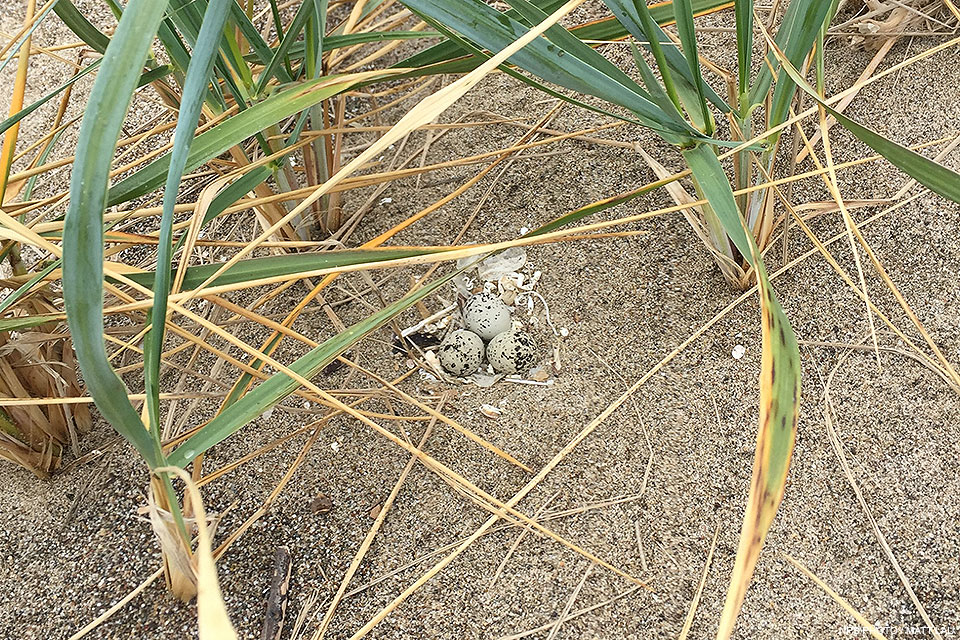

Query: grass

[0,0,959,638]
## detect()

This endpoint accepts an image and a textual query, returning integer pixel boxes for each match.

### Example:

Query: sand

[1,2,960,639]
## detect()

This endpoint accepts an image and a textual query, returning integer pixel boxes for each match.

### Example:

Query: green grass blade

[682,144,801,640]
[166,271,457,466]
[0,313,65,332]
[228,0,288,82]
[399,0,731,69]
[501,0,654,100]
[144,0,232,437]
[166,0,203,46]
[607,0,684,114]
[400,0,689,135]
[254,0,317,96]
[268,0,285,41]
[217,11,256,90]
[62,0,171,468]
[604,0,730,116]
[302,0,328,79]
[768,35,960,204]
[413,14,653,129]
[155,15,192,79]
[53,0,110,53]
[747,0,832,128]
[629,41,684,119]
[106,74,385,206]
[672,0,713,134]
[681,147,751,258]
[734,0,752,100]
[126,247,450,292]
[815,0,842,95]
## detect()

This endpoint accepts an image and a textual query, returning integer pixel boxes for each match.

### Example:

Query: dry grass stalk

[0,313,91,477]
[839,0,957,49]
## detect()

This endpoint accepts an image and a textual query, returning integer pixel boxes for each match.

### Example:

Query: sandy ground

[2,2,960,639]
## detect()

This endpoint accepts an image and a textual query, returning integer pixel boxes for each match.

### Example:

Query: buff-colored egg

[486,330,537,374]
[463,292,511,341]
[437,329,485,376]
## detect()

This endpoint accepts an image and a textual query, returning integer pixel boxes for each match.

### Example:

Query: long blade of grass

[52,0,110,53]
[254,0,317,96]
[127,247,452,291]
[609,0,683,114]
[629,41,684,118]
[400,0,732,69]
[602,0,730,117]
[0,260,59,315]
[145,0,232,437]
[228,1,278,74]
[400,0,690,135]
[672,0,713,134]
[747,0,833,129]
[106,71,399,206]
[0,313,65,332]
[411,14,652,129]
[766,28,960,204]
[734,0,752,100]
[62,0,170,467]
[501,0,652,99]
[682,145,801,640]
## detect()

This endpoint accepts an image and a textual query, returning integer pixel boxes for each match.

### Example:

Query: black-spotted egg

[437,329,485,376]
[486,330,537,374]
[463,292,511,341]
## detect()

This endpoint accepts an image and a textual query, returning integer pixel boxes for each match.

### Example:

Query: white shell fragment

[732,345,746,360]
[463,292,512,341]
[480,404,502,419]
[487,330,537,374]
[437,330,485,376]
[477,247,526,282]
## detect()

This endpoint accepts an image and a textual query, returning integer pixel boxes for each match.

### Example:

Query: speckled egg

[463,292,511,341]
[437,329,485,376]
[486,330,537,374]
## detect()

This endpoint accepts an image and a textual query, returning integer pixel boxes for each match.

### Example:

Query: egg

[486,330,537,374]
[463,292,512,341]
[437,329,485,376]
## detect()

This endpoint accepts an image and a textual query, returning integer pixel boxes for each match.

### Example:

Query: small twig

[261,546,293,640]
[634,521,648,573]
[498,585,644,640]
[546,563,594,640]
[488,490,562,590]
[678,523,721,640]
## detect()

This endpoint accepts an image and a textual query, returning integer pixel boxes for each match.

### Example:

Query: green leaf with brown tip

[683,144,801,640]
